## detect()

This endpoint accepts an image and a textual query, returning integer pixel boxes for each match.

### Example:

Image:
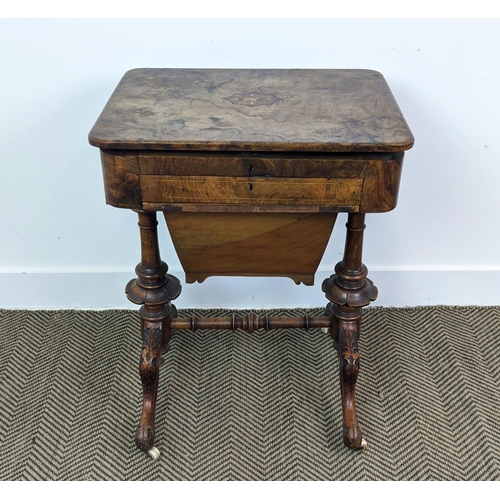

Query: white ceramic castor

[147,446,160,460]
[321,327,330,335]
[361,438,368,450]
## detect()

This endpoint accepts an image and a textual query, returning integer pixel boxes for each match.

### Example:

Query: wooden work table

[89,68,414,459]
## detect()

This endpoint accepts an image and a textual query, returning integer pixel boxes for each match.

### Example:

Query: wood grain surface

[163,212,337,285]
[99,150,404,212]
[89,69,414,152]
[141,175,363,206]
[88,68,415,457]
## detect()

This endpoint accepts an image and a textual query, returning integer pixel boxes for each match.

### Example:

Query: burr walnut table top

[88,68,414,153]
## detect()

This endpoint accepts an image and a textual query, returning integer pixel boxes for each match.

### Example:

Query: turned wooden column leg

[125,210,181,458]
[322,213,378,450]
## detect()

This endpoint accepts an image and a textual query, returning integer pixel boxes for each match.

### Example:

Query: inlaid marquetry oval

[223,91,282,107]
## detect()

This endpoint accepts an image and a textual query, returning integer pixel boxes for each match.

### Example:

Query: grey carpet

[1,306,499,480]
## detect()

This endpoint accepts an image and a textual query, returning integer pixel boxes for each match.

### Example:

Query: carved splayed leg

[127,210,181,459]
[322,213,376,451]
[338,322,364,449]
[137,323,163,452]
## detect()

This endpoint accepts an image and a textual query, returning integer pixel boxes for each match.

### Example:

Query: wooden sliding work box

[89,68,414,458]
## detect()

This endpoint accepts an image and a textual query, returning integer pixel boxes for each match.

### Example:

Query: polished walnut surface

[89,68,414,457]
[89,68,414,153]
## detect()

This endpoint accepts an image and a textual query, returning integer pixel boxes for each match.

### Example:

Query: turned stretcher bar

[170,313,333,333]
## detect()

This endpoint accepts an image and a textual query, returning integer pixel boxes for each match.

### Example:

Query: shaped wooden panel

[164,212,338,285]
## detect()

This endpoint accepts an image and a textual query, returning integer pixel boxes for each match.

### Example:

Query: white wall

[1,19,499,309]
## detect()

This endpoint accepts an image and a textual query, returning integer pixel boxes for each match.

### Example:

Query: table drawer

[100,150,404,212]
[140,175,363,207]
[138,153,368,178]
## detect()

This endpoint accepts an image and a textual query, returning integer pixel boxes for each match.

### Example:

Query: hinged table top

[89,68,414,153]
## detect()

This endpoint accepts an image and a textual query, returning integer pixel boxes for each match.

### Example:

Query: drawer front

[140,175,363,207]
[100,150,404,212]
[138,153,370,178]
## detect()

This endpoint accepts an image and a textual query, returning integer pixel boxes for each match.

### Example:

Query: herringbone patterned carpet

[1,306,499,480]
